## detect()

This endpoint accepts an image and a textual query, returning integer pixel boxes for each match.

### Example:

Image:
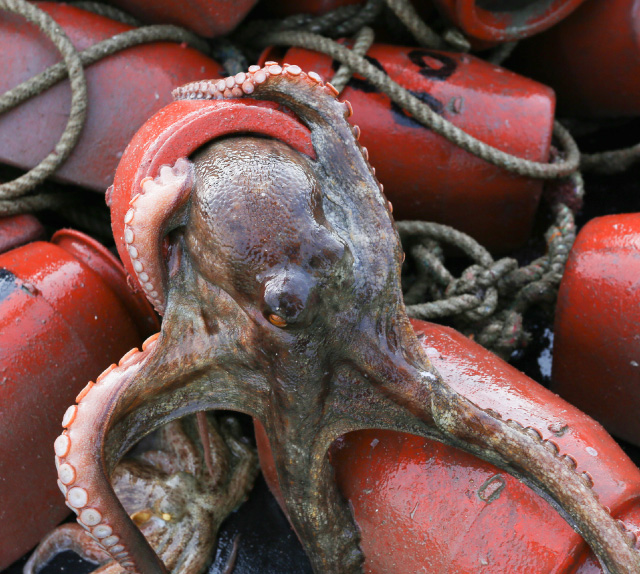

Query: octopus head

[184,136,349,331]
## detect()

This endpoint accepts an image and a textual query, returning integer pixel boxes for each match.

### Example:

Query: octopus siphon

[51,63,640,573]
[32,414,256,573]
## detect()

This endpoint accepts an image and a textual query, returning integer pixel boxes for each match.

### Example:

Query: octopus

[31,414,256,573]
[51,63,640,573]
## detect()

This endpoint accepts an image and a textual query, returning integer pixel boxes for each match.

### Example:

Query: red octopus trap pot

[0,214,45,255]
[430,0,588,46]
[512,0,640,118]
[0,230,158,569]
[552,213,640,447]
[104,0,257,38]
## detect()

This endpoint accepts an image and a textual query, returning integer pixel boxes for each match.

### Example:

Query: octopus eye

[268,313,288,328]
[263,270,312,326]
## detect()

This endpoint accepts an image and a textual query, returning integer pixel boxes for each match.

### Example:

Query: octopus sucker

[33,414,257,574]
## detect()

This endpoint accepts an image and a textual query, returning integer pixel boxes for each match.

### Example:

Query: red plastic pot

[552,213,640,447]
[0,214,45,254]
[264,44,554,252]
[511,0,640,118]
[0,2,224,192]
[104,0,257,37]
[431,0,587,45]
[0,230,159,569]
[257,319,640,572]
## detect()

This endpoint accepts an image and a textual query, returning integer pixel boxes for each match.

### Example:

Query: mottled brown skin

[32,415,256,574]
[54,66,640,574]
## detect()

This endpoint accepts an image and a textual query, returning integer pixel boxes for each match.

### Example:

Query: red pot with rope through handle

[0,2,224,193]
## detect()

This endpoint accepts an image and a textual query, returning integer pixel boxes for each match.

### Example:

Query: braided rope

[0,0,87,200]
[0,191,80,215]
[383,0,444,48]
[1,25,209,117]
[330,26,375,93]
[397,199,576,358]
[0,0,208,215]
[259,30,580,179]
[581,142,640,174]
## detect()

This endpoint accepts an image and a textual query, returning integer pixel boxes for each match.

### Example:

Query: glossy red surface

[268,44,554,251]
[0,214,45,254]
[0,231,159,569]
[553,213,640,446]
[110,98,315,295]
[511,0,640,117]
[432,0,587,45]
[257,319,640,573]
[0,2,224,192]
[105,0,257,37]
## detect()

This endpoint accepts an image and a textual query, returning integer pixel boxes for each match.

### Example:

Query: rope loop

[0,0,208,216]
[397,174,579,358]
[0,0,87,201]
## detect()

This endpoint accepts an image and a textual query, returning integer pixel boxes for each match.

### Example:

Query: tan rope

[260,30,581,179]
[0,0,87,200]
[383,0,444,48]
[398,202,576,358]
[0,0,208,215]
[581,143,640,174]
[0,191,80,215]
[1,25,209,118]
[330,26,375,94]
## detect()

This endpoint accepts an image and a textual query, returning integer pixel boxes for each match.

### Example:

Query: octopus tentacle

[195,414,230,487]
[217,417,259,503]
[140,419,202,478]
[125,157,195,314]
[430,382,640,573]
[23,523,110,574]
[262,419,364,574]
[351,332,640,574]
[55,336,170,574]
[54,312,265,574]
[154,510,213,573]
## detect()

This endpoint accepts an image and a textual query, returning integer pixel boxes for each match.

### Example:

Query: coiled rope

[0,0,207,215]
